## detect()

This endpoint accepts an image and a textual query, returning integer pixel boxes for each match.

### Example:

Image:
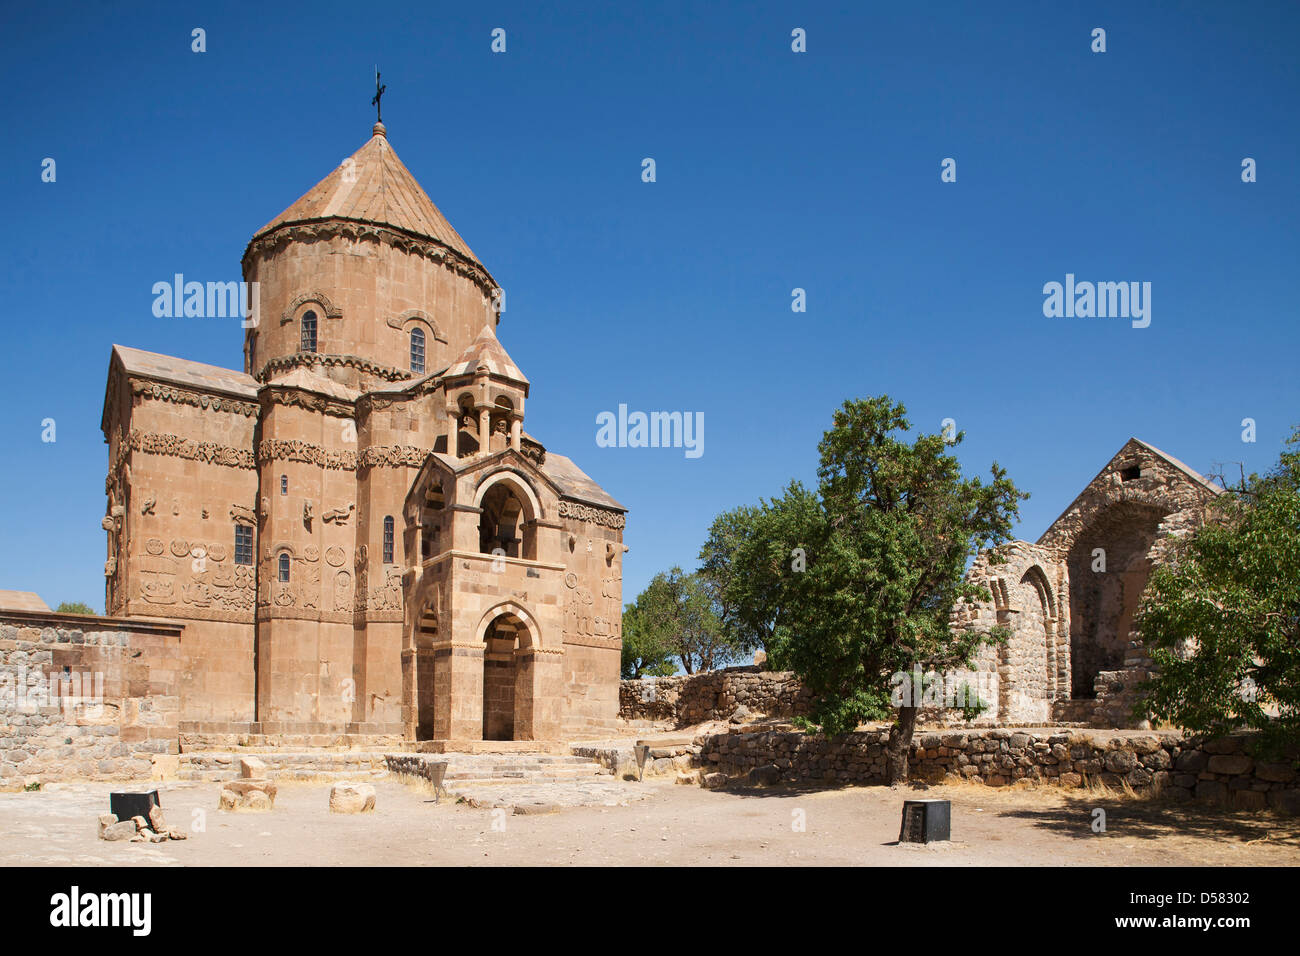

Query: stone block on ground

[219,778,277,811]
[101,820,137,841]
[329,782,376,814]
[239,756,268,779]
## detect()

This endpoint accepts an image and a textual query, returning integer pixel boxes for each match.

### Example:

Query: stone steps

[385,752,611,792]
[176,751,389,782]
[179,733,405,753]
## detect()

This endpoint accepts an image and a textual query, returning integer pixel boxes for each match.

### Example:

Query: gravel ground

[1,777,1297,867]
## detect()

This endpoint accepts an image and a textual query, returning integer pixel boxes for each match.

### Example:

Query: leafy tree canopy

[620,567,741,677]
[54,601,96,615]
[1138,427,1300,757]
[717,397,1027,781]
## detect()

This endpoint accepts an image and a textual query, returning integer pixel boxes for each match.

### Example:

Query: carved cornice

[258,607,354,624]
[358,445,431,470]
[127,601,254,625]
[559,634,618,650]
[557,499,626,530]
[130,379,259,417]
[353,609,404,624]
[244,220,497,297]
[255,439,433,472]
[261,386,355,418]
[254,352,412,384]
[258,438,358,471]
[355,377,446,418]
[126,429,257,469]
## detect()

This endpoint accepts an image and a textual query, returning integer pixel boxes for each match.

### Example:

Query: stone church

[951,438,1221,727]
[100,121,626,746]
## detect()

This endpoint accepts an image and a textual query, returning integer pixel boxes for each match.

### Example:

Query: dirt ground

[2,777,1297,867]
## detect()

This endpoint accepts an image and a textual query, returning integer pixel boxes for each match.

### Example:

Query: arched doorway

[482,613,526,740]
[1065,503,1165,698]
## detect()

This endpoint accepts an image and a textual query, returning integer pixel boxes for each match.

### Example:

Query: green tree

[624,567,737,675]
[698,482,823,656]
[1137,428,1300,756]
[774,397,1026,783]
[55,601,96,615]
[620,601,677,679]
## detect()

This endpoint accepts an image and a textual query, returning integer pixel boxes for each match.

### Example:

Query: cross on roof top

[371,68,387,123]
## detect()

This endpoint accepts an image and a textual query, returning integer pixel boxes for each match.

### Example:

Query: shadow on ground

[994,796,1300,845]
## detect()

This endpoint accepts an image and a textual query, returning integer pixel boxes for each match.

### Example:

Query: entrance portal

[482,614,524,740]
[1065,503,1164,698]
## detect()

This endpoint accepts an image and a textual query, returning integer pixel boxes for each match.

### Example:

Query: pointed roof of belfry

[445,324,529,387]
[250,122,481,265]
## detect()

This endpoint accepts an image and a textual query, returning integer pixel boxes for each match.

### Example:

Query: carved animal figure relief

[323,503,355,525]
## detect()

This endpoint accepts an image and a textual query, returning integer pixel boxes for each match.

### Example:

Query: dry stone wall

[620,666,812,726]
[0,612,183,787]
[695,727,1300,812]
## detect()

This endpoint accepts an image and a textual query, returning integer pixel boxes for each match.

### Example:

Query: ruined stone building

[98,121,626,746]
[952,438,1221,727]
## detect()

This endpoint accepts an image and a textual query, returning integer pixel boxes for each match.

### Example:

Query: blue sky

[1,1,1297,611]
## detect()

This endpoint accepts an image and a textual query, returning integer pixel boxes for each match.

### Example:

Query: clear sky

[1,1,1297,612]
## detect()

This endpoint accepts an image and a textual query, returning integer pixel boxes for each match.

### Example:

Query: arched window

[278,552,291,582]
[300,310,318,353]
[410,327,426,375]
[383,515,395,564]
[279,474,288,496]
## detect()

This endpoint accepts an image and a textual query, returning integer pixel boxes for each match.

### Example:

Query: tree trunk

[886,705,918,785]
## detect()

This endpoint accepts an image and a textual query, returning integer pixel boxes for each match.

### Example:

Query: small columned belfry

[99,118,626,746]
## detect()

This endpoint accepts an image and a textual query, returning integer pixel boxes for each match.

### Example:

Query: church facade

[100,121,625,745]
[949,438,1220,728]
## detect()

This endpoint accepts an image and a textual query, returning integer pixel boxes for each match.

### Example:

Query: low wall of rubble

[619,667,812,725]
[695,728,1300,812]
[0,611,184,787]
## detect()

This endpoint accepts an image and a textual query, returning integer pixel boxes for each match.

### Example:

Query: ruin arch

[1064,501,1167,698]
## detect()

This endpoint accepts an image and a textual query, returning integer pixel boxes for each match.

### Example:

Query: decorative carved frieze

[257,438,358,471]
[129,379,258,417]
[126,429,256,469]
[253,439,431,472]
[358,445,430,469]
[254,352,412,384]
[262,387,355,418]
[557,499,626,529]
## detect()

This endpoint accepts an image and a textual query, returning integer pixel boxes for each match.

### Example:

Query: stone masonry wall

[696,727,1300,812]
[620,667,812,726]
[0,611,184,787]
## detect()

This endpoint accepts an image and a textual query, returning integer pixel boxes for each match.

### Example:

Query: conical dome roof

[250,123,481,266]
[446,324,528,386]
